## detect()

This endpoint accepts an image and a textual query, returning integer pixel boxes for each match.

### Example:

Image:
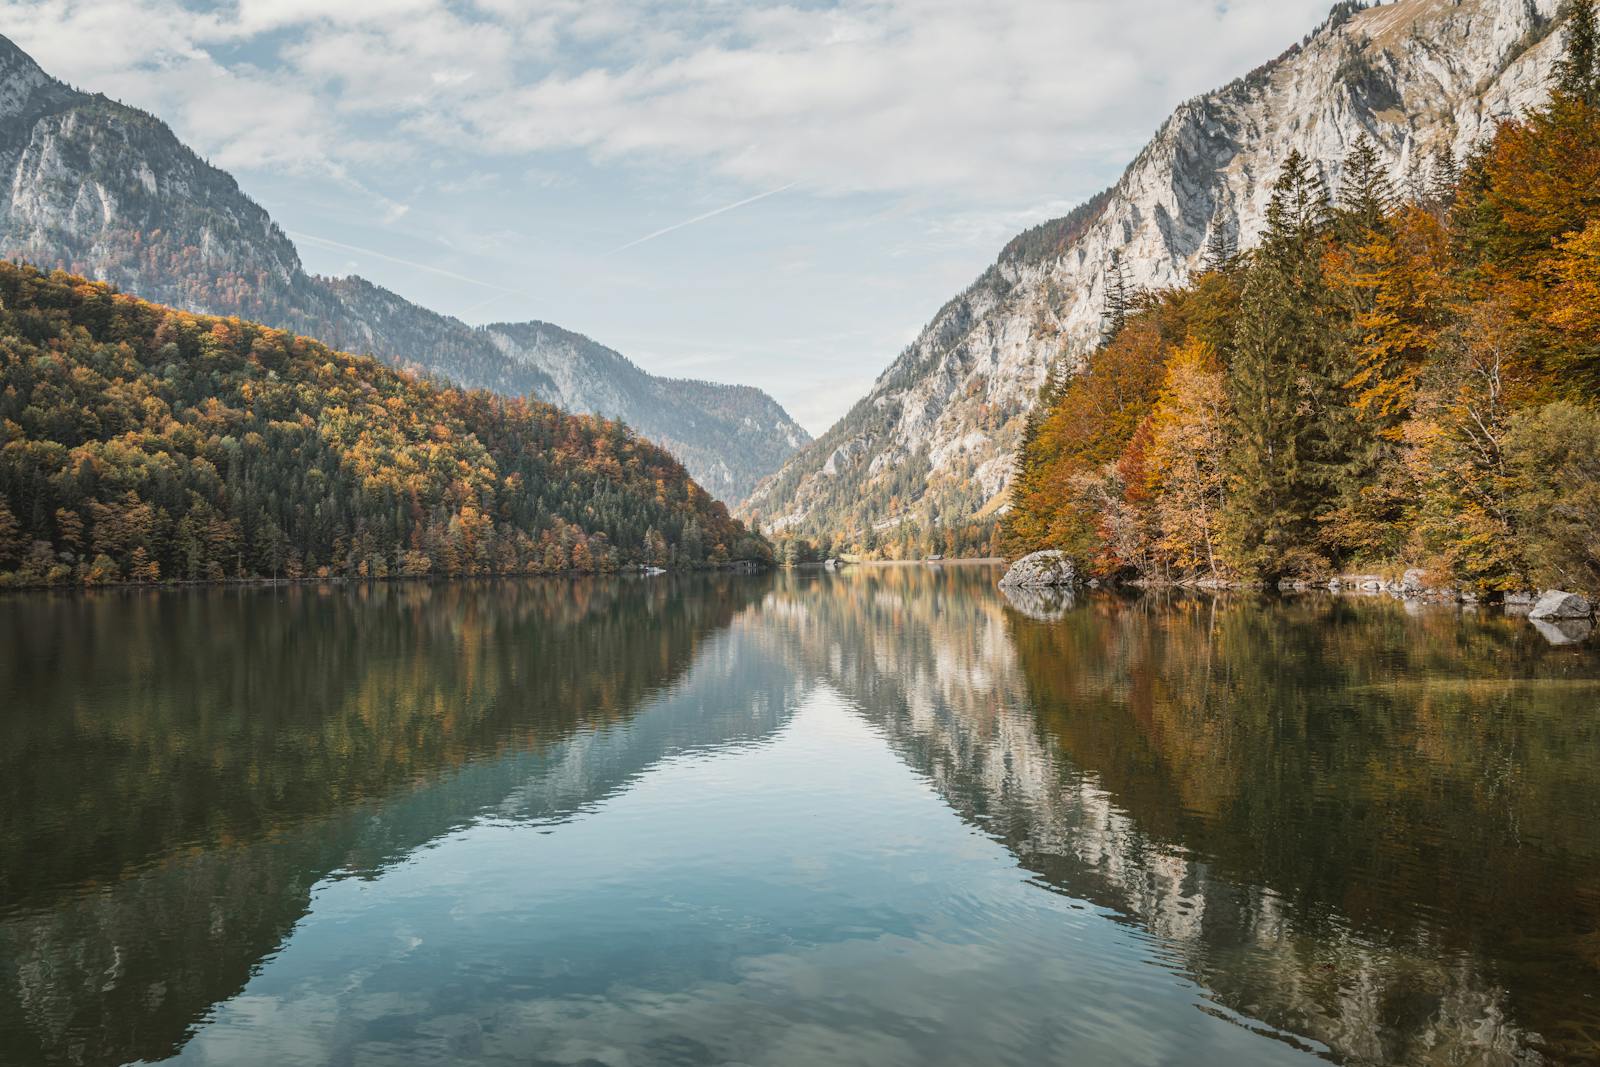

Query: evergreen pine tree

[1555,0,1600,105]
[1334,133,1395,239]
[1202,206,1239,273]
[1222,150,1342,580]
[1103,250,1133,344]
[1427,146,1461,213]
[1403,145,1429,205]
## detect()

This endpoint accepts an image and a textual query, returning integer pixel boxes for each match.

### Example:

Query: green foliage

[1334,134,1396,240]
[0,264,769,587]
[1556,0,1600,106]
[1222,151,1344,580]
[1504,401,1600,591]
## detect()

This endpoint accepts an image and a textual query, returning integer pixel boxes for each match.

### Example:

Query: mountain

[740,0,1569,547]
[0,262,769,586]
[0,36,809,505]
[483,321,809,501]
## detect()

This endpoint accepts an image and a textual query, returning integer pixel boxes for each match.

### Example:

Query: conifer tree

[1427,147,1461,213]
[1202,206,1239,273]
[1103,250,1134,343]
[1222,150,1341,579]
[1555,0,1600,105]
[1335,133,1395,239]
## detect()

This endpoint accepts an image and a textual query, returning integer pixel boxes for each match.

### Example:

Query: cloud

[0,0,1333,202]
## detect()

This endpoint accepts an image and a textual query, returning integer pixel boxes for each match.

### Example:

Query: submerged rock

[999,583,1078,623]
[999,551,1080,589]
[1529,591,1594,621]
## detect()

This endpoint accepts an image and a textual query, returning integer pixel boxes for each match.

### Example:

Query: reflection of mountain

[0,577,799,1067]
[8,570,1600,1066]
[765,569,1600,1065]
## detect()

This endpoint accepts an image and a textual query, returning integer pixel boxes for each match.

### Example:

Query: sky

[0,0,1335,435]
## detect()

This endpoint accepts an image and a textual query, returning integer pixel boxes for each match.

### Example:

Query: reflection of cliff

[0,576,798,1067]
[768,569,1600,1065]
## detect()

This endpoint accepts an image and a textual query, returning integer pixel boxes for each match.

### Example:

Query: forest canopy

[0,263,770,586]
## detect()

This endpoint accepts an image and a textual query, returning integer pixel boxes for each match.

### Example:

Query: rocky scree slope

[0,36,809,504]
[740,0,1568,542]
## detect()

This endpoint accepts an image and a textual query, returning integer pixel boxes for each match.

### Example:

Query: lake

[3,566,1599,1066]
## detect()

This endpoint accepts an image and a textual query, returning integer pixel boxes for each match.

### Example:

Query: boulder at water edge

[999,551,1080,589]
[1529,591,1594,621]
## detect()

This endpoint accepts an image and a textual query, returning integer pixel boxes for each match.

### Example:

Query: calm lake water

[3,566,1600,1066]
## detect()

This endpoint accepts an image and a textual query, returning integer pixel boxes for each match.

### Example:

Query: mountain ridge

[740,0,1568,548]
[0,36,809,505]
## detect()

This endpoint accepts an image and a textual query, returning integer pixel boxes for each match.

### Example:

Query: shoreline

[0,562,772,595]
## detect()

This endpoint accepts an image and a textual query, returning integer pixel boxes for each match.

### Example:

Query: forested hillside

[1004,13,1600,596]
[0,35,808,504]
[0,264,768,586]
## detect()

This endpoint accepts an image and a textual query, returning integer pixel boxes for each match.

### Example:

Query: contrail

[288,231,521,294]
[611,182,798,254]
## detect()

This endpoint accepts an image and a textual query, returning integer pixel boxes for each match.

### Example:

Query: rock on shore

[1000,551,1080,589]
[1529,591,1594,621]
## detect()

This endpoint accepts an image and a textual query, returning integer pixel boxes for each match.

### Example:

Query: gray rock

[999,551,1080,589]
[1402,569,1429,595]
[1529,591,1594,621]
[1505,590,1539,607]
[1532,618,1595,646]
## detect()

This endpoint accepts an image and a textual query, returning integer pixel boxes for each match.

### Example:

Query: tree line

[1004,4,1600,595]
[0,264,770,587]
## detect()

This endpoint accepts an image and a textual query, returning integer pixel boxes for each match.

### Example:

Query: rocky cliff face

[741,0,1567,541]
[0,36,809,504]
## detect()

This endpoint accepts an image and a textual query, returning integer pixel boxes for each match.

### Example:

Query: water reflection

[762,569,1600,1064]
[2,569,1598,1066]
[0,577,788,1066]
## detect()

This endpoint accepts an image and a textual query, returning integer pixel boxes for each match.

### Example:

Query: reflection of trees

[0,576,792,1067]
[7,569,1600,1066]
[769,570,1600,1065]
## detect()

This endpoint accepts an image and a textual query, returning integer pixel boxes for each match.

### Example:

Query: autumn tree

[1142,339,1231,580]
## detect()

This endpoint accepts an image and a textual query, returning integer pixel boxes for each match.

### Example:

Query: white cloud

[0,0,1332,201]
